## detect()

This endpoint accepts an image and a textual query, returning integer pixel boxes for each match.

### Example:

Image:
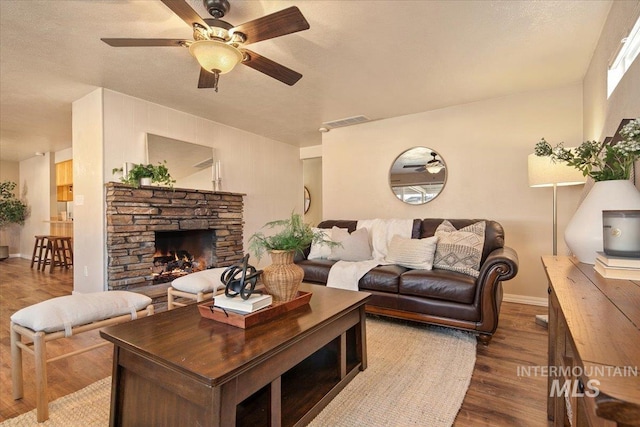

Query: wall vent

[322,115,370,129]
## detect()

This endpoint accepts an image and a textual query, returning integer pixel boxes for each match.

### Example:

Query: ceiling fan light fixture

[426,164,444,174]
[188,40,242,74]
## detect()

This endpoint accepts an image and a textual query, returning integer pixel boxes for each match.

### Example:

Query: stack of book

[213,293,273,314]
[594,252,640,280]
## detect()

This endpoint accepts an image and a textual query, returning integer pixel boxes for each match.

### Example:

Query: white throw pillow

[385,235,438,270]
[10,291,152,333]
[308,228,333,260]
[171,267,227,293]
[328,227,373,261]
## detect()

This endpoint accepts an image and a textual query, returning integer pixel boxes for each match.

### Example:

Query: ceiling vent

[322,115,370,129]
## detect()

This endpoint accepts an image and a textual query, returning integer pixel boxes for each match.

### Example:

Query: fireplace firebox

[152,230,215,283]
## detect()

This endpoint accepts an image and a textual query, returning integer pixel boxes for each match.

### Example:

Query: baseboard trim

[503,293,548,307]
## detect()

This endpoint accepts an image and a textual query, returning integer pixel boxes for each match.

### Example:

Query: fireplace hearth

[105,182,245,291]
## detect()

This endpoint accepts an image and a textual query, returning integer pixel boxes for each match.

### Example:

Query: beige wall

[583,0,640,189]
[72,88,303,292]
[322,84,585,303]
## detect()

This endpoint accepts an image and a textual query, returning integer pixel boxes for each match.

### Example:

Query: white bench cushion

[171,268,227,293]
[10,291,152,333]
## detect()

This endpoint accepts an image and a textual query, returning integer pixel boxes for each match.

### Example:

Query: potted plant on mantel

[0,181,30,261]
[112,161,175,188]
[534,117,640,263]
[249,212,336,302]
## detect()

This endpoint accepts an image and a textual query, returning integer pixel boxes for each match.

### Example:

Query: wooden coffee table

[100,283,370,427]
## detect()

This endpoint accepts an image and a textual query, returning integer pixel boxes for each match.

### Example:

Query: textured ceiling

[0,0,612,162]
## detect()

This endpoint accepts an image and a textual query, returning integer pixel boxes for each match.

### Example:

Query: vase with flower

[249,212,337,302]
[534,118,640,263]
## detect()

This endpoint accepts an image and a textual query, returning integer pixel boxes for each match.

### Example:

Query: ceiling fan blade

[101,38,187,47]
[241,49,302,86]
[232,6,309,45]
[198,68,218,88]
[160,0,208,29]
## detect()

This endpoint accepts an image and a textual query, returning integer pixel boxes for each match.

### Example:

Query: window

[608,14,640,98]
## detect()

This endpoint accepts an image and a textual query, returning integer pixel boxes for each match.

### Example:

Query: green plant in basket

[249,212,338,261]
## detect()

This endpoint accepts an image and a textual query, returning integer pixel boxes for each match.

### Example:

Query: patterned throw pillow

[433,220,486,278]
[385,235,439,270]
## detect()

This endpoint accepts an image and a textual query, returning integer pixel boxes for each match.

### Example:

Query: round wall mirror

[304,187,311,213]
[389,147,447,205]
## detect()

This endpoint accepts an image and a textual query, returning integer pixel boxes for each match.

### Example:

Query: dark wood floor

[0,257,550,425]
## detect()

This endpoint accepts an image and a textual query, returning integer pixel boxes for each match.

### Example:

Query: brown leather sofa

[295,219,519,344]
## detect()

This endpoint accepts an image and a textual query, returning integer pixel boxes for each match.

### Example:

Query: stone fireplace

[105,182,245,291]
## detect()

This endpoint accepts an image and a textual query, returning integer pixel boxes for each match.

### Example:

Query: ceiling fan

[101,0,310,92]
[403,152,444,174]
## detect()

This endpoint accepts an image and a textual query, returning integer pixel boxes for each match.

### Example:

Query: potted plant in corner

[249,212,336,302]
[112,161,176,188]
[0,181,30,261]
[534,118,640,263]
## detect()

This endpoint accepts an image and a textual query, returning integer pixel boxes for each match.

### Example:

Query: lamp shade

[188,40,242,74]
[527,153,586,187]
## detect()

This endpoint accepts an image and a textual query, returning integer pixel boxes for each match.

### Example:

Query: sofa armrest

[478,246,519,282]
[474,246,519,338]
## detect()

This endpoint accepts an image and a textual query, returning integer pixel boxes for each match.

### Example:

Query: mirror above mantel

[146,134,214,191]
[389,147,447,205]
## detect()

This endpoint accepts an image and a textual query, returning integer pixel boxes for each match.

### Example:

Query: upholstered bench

[167,267,227,310]
[10,291,154,422]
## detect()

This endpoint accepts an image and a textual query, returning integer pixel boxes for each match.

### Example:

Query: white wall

[18,154,54,257]
[72,89,105,293]
[72,88,302,292]
[322,84,585,302]
[583,0,640,189]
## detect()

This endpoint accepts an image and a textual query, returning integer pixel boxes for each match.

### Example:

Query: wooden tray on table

[198,291,312,329]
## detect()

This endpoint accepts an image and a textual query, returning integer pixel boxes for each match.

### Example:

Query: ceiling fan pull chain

[211,70,220,92]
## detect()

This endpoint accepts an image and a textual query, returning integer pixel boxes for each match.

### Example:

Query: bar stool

[30,235,50,270]
[41,237,73,272]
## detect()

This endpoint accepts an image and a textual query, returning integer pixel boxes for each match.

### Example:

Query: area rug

[1,317,476,427]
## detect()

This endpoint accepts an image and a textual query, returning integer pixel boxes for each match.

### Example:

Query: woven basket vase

[262,250,304,303]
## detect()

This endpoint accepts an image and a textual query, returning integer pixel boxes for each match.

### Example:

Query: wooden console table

[543,256,640,426]
[101,283,370,427]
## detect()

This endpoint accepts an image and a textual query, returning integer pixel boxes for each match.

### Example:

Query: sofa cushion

[328,227,373,261]
[399,269,476,304]
[308,227,335,260]
[433,220,485,278]
[385,235,438,270]
[359,264,407,293]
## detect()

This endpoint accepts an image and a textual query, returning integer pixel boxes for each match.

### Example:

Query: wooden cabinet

[55,160,73,201]
[55,160,72,185]
[544,256,640,426]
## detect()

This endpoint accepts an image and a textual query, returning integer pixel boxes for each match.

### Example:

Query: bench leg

[167,287,175,310]
[34,331,49,422]
[10,322,24,400]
